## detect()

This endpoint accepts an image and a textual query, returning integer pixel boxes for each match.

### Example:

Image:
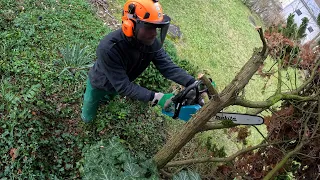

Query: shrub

[82,137,202,180]
[82,138,159,179]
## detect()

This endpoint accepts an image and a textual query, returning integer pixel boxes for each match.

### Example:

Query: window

[295,9,302,16]
[307,26,314,33]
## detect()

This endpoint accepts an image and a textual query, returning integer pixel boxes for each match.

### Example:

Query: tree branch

[263,140,305,180]
[165,140,286,167]
[234,94,283,108]
[159,169,173,179]
[234,92,319,108]
[263,115,310,180]
[277,60,282,93]
[311,96,320,138]
[291,57,320,94]
[257,27,267,55]
[199,75,220,101]
[199,122,239,132]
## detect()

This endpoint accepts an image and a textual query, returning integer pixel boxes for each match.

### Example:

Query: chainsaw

[162,81,264,125]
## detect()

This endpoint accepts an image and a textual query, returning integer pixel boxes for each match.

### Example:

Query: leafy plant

[59,44,94,78]
[173,170,201,180]
[0,78,20,117]
[297,17,308,39]
[23,84,41,102]
[82,138,202,180]
[94,98,166,158]
[283,13,297,39]
[82,137,159,179]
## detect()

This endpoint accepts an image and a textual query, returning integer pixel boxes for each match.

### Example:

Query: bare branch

[263,140,305,180]
[253,125,267,141]
[311,96,320,138]
[199,75,220,101]
[277,60,282,93]
[234,94,282,108]
[234,92,319,109]
[159,169,173,179]
[165,140,288,167]
[257,27,267,55]
[263,116,310,180]
[291,58,320,94]
[199,122,239,132]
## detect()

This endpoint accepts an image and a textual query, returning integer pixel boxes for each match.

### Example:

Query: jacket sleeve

[152,48,196,87]
[97,48,154,102]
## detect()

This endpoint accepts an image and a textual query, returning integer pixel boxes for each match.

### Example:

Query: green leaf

[123,162,144,178]
[96,165,118,180]
[173,170,201,180]
[173,170,189,180]
[187,170,201,180]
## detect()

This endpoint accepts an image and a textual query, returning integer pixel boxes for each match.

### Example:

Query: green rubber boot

[81,78,117,123]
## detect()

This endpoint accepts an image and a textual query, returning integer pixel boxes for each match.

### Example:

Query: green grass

[161,0,261,86]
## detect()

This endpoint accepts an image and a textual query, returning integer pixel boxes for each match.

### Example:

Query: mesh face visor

[135,15,171,47]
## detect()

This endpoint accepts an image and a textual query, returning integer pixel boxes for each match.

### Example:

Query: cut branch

[199,75,220,101]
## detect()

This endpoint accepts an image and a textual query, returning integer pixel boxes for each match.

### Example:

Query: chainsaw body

[162,80,264,125]
[162,104,201,121]
[163,81,205,121]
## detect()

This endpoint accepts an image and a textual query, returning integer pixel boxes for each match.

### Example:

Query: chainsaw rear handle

[171,80,202,119]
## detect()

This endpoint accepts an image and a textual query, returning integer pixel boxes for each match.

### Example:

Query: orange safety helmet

[122,0,171,46]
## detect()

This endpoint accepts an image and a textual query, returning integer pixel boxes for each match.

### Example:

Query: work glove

[151,93,174,110]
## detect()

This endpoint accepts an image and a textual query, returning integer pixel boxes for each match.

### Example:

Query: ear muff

[122,3,136,37]
[122,19,134,37]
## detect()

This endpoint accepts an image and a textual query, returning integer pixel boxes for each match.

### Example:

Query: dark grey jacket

[88,29,195,102]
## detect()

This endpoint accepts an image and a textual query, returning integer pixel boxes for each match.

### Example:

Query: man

[81,0,197,123]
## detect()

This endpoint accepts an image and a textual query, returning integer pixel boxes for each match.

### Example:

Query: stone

[167,24,182,39]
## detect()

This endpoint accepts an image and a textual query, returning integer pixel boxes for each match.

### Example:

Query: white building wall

[281,0,320,43]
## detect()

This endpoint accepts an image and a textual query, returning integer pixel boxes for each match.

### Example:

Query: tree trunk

[153,28,268,169]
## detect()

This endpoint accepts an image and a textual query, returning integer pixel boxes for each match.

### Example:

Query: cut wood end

[198,73,204,79]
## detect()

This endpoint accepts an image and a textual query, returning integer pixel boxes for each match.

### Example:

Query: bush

[82,138,159,179]
[93,97,166,157]
[0,0,109,178]
[82,137,202,180]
